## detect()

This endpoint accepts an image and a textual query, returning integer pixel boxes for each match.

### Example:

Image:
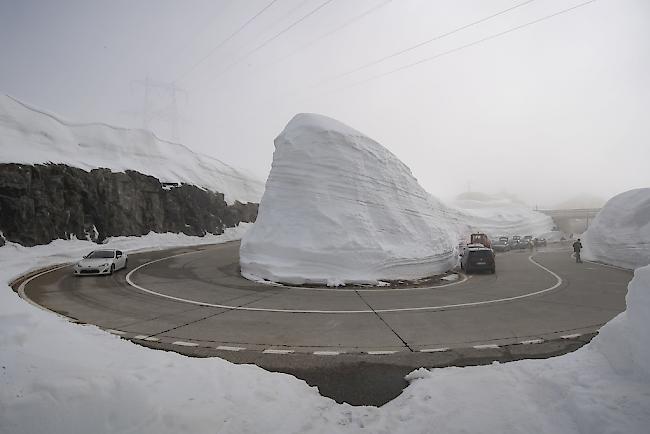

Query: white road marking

[561,333,582,339]
[262,349,294,354]
[144,337,159,342]
[172,341,198,347]
[107,329,126,335]
[313,351,341,355]
[473,344,500,349]
[420,347,450,353]
[133,335,148,339]
[366,350,397,355]
[520,339,544,344]
[125,254,563,314]
[216,345,245,351]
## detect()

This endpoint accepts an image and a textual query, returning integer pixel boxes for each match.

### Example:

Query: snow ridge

[582,188,650,269]
[241,113,459,285]
[0,94,264,204]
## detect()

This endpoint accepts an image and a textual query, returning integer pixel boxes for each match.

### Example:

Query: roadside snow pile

[582,188,650,269]
[2,237,649,433]
[451,192,553,238]
[0,95,263,204]
[240,113,459,285]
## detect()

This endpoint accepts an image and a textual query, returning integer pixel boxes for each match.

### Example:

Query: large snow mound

[0,95,264,204]
[582,188,650,269]
[451,193,553,238]
[240,113,459,285]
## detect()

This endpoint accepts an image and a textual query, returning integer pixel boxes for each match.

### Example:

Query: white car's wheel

[110,264,115,275]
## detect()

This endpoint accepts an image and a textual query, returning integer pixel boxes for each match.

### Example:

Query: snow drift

[240,113,460,285]
[451,192,553,238]
[582,188,650,269]
[240,114,553,285]
[0,95,264,204]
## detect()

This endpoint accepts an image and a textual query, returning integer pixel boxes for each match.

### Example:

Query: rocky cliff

[0,163,258,247]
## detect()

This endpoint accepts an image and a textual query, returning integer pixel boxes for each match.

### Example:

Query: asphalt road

[16,241,632,406]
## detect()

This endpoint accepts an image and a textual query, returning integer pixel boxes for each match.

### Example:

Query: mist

[1,0,648,208]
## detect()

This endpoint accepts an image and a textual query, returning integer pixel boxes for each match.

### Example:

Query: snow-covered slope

[582,188,650,269]
[240,113,460,285]
[451,193,553,238]
[0,95,264,204]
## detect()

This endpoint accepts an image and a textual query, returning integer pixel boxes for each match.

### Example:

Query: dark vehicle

[460,246,496,273]
[498,236,509,243]
[512,235,522,243]
[492,239,510,252]
[534,237,547,247]
[523,235,533,244]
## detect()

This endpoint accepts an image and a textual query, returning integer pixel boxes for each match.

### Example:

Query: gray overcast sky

[1,0,648,207]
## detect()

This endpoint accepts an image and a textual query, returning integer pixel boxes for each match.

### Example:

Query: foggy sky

[1,0,648,208]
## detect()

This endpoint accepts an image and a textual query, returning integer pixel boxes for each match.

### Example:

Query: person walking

[573,238,583,263]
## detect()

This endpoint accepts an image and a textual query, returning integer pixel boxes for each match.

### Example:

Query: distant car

[498,236,509,243]
[523,235,533,243]
[512,235,522,243]
[73,249,128,275]
[534,237,547,247]
[460,246,496,274]
[492,239,510,252]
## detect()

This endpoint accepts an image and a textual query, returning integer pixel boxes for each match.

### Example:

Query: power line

[175,0,281,83]
[315,0,537,88]
[332,0,597,92]
[267,0,392,68]
[198,0,336,90]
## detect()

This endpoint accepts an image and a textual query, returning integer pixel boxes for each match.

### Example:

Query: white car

[73,249,128,276]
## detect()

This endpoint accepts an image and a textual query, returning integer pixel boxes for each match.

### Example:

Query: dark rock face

[0,163,258,247]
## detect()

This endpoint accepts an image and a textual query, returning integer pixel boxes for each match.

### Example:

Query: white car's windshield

[86,250,115,259]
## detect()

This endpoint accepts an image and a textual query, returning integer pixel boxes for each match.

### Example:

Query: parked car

[492,239,510,252]
[73,249,128,275]
[460,246,496,274]
[498,236,509,243]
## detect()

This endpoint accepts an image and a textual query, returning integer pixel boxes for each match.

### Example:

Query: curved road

[16,241,632,405]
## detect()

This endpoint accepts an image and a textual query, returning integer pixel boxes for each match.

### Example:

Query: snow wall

[582,188,650,269]
[451,194,553,239]
[0,95,264,204]
[240,113,553,285]
[240,114,460,285]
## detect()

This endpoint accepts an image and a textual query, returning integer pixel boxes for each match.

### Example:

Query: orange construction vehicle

[470,233,491,249]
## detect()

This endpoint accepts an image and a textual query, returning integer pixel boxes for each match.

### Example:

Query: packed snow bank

[451,192,553,238]
[2,237,649,433]
[240,113,459,285]
[0,95,264,204]
[240,114,552,285]
[582,188,650,269]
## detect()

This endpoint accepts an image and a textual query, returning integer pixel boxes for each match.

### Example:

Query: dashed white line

[107,329,126,335]
[313,351,342,356]
[216,345,245,351]
[172,341,199,347]
[144,337,159,342]
[473,344,500,350]
[420,347,450,353]
[366,350,397,355]
[561,333,582,339]
[133,335,148,340]
[262,349,294,354]
[520,339,544,345]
